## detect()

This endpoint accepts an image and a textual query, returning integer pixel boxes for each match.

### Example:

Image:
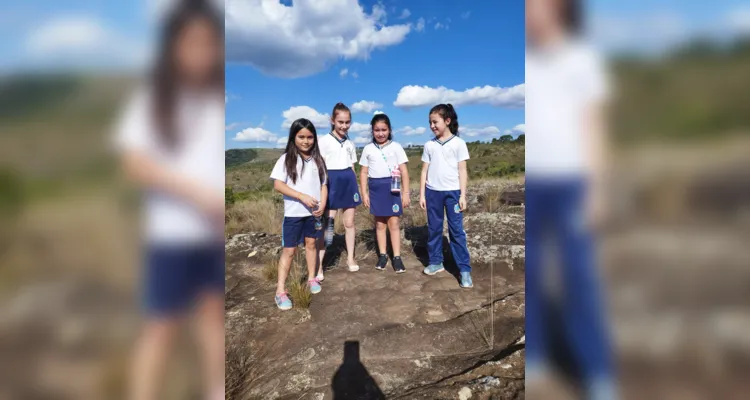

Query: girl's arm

[419,162,428,210]
[359,166,370,208]
[121,150,222,215]
[273,179,318,209]
[399,163,411,208]
[458,161,468,211]
[314,184,328,217]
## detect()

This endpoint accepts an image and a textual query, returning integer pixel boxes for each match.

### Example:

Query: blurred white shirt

[115,87,224,244]
[526,37,609,177]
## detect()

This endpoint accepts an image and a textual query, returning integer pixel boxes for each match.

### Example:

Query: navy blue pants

[142,242,225,318]
[525,177,613,383]
[425,188,471,272]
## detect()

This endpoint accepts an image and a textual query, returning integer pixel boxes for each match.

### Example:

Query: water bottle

[314,216,323,230]
[390,168,401,193]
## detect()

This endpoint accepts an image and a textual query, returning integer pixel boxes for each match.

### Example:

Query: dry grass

[225,198,281,237]
[287,255,311,309]
[262,257,279,282]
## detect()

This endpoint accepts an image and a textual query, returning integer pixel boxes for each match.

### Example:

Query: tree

[499,134,513,142]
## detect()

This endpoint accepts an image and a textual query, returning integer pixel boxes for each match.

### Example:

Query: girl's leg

[276,247,296,294]
[523,178,550,379]
[130,318,180,400]
[194,292,224,400]
[342,207,357,269]
[316,234,326,280]
[387,216,401,257]
[425,188,445,267]
[444,191,471,273]
[304,237,318,279]
[553,180,614,392]
[375,217,388,255]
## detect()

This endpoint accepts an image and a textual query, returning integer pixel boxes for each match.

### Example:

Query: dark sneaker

[375,254,388,271]
[392,257,406,274]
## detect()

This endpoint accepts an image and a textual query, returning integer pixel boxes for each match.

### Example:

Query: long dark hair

[561,0,582,34]
[330,102,351,132]
[284,119,327,185]
[370,113,393,143]
[429,103,459,135]
[152,0,224,150]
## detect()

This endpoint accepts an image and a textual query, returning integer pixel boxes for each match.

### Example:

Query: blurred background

[0,0,223,398]
[527,0,750,399]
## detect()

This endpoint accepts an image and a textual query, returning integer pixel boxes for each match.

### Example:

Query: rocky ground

[225,181,527,399]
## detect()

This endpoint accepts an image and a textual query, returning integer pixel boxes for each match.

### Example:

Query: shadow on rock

[331,341,385,400]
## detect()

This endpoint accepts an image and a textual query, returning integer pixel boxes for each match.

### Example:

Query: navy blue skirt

[327,169,362,209]
[368,177,403,217]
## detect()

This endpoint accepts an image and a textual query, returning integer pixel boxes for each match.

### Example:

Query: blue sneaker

[460,271,473,288]
[423,263,444,275]
[308,278,322,294]
[275,292,292,310]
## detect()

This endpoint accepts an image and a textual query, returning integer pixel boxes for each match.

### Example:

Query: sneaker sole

[423,268,444,275]
[276,303,292,310]
[460,284,474,288]
[310,289,321,294]
[375,266,386,271]
[395,269,406,274]
[349,266,360,272]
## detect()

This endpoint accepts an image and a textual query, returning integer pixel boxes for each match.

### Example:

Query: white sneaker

[316,272,325,282]
[348,264,360,272]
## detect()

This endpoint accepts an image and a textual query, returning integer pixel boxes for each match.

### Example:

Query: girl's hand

[363,193,370,208]
[312,204,325,217]
[419,195,426,210]
[459,194,467,211]
[402,194,411,209]
[298,193,319,209]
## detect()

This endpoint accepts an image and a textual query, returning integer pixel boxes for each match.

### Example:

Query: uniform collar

[329,131,348,144]
[374,140,391,150]
[433,134,456,146]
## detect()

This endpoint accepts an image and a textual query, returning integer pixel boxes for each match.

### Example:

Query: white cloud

[373,110,385,115]
[350,122,371,135]
[415,18,425,32]
[225,92,241,103]
[725,6,750,36]
[226,0,411,78]
[352,100,384,113]
[399,9,411,19]
[234,126,278,142]
[396,126,427,136]
[225,122,244,131]
[393,84,525,109]
[352,71,359,79]
[461,11,471,20]
[461,126,501,137]
[353,136,370,145]
[281,106,331,131]
[340,68,349,78]
[276,137,289,149]
[23,14,148,69]
[504,124,525,136]
[435,22,444,30]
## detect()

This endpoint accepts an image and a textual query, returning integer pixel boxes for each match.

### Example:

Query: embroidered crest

[392,204,400,212]
[454,204,461,214]
[353,193,360,202]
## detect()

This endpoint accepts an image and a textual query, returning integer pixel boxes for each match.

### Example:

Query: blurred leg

[342,207,357,266]
[130,317,180,400]
[376,217,388,255]
[554,179,614,397]
[387,216,401,257]
[525,178,551,377]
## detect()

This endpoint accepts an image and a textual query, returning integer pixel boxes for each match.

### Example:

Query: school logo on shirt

[454,204,461,214]
[353,193,360,202]
[347,147,354,159]
[393,204,400,213]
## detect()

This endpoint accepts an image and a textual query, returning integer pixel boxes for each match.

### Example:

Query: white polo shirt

[318,132,357,171]
[270,154,327,217]
[526,37,610,177]
[421,135,470,191]
[114,87,225,245]
[359,141,408,178]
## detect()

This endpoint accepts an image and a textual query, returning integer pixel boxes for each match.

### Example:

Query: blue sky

[224,0,526,149]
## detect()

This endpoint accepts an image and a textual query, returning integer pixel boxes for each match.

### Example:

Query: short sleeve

[457,141,470,162]
[349,142,357,165]
[113,89,154,153]
[359,146,370,167]
[581,47,610,103]
[396,144,408,165]
[270,155,288,182]
[421,143,431,163]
